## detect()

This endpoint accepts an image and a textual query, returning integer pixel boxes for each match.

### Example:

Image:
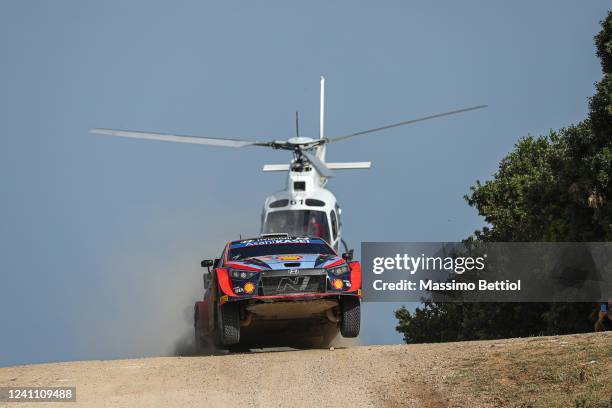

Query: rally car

[194,234,361,350]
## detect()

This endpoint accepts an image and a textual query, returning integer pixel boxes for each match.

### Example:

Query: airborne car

[194,234,361,350]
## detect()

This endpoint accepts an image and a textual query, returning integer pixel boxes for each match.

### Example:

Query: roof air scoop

[284,262,301,267]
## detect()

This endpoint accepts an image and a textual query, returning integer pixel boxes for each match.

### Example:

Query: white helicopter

[91,77,485,251]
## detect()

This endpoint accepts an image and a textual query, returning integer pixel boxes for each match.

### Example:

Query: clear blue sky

[0,1,608,367]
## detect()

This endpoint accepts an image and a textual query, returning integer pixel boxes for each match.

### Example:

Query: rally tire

[340,297,360,338]
[218,302,240,345]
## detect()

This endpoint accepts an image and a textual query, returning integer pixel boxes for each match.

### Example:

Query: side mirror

[342,249,354,261]
[201,259,214,268]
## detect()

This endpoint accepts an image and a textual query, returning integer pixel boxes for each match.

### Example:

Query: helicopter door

[330,209,337,241]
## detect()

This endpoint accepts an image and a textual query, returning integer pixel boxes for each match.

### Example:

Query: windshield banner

[231,237,321,248]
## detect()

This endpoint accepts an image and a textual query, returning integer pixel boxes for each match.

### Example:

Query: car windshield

[263,210,331,243]
[228,239,335,261]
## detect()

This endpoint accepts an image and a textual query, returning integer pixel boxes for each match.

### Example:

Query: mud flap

[218,302,241,345]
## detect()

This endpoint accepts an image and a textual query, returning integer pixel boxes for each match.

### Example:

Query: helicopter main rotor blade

[303,151,335,178]
[90,128,275,148]
[327,105,487,143]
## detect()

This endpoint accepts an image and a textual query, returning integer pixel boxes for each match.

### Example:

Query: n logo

[277,276,310,292]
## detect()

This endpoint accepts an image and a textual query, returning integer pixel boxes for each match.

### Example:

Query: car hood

[226,253,344,270]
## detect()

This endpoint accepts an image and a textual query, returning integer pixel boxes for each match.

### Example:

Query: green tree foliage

[396,11,612,343]
[465,121,606,242]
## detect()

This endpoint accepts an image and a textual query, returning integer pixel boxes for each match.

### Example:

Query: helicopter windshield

[264,210,331,243]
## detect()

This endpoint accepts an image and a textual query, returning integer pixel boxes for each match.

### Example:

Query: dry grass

[446,333,612,407]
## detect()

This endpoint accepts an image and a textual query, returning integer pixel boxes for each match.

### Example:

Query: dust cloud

[76,206,256,360]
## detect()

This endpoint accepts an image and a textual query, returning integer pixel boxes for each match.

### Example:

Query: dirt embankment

[1,332,610,407]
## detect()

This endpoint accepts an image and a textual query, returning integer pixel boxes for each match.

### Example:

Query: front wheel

[217,302,241,345]
[340,297,360,338]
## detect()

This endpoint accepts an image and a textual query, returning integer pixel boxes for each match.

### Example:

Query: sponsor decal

[332,278,344,290]
[231,237,324,248]
[277,255,303,261]
[277,276,311,292]
[243,282,256,294]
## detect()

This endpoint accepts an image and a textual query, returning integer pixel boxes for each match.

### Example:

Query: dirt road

[1,332,610,407]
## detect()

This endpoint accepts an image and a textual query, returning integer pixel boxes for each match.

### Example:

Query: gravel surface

[1,332,610,407]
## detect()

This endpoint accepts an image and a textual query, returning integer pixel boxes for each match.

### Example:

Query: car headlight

[327,264,350,276]
[229,269,259,279]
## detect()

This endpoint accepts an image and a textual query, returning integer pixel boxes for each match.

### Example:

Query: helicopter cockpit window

[269,199,289,208]
[264,210,331,243]
[305,199,325,207]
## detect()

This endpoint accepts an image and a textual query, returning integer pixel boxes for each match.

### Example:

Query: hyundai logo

[288,269,299,275]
